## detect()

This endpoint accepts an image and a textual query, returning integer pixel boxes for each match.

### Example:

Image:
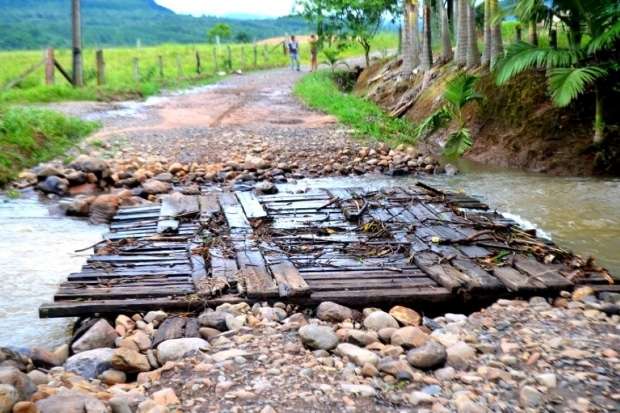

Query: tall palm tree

[466,1,480,68]
[438,0,453,61]
[496,0,619,144]
[455,0,469,66]
[402,0,421,74]
[482,0,492,67]
[490,0,504,67]
[421,0,433,70]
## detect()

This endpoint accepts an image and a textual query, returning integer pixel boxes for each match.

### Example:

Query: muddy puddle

[0,192,104,348]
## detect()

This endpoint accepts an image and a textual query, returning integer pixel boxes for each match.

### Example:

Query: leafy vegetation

[294,71,418,144]
[0,0,309,50]
[0,107,99,185]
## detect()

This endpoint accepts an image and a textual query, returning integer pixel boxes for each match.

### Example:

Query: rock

[0,384,18,413]
[444,164,459,176]
[144,311,167,324]
[30,345,67,369]
[408,391,434,406]
[389,306,421,326]
[108,397,132,413]
[33,164,63,179]
[151,388,179,406]
[64,348,114,379]
[407,340,447,370]
[125,330,152,352]
[111,348,150,373]
[519,385,543,408]
[446,342,476,368]
[378,327,397,343]
[377,358,415,381]
[99,369,127,385]
[346,329,379,346]
[70,155,111,178]
[434,366,456,381]
[340,384,376,397]
[453,391,485,413]
[115,315,136,334]
[211,349,251,363]
[168,163,184,174]
[141,179,172,195]
[26,370,48,386]
[336,343,379,367]
[316,301,353,322]
[257,307,286,322]
[361,363,379,377]
[572,286,595,301]
[69,183,98,196]
[198,311,229,331]
[61,195,95,216]
[0,367,35,401]
[363,311,399,331]
[89,194,121,224]
[37,176,69,196]
[156,338,209,364]
[72,319,117,353]
[255,181,277,195]
[11,401,37,413]
[198,327,221,340]
[0,348,31,372]
[390,326,429,349]
[35,391,109,413]
[298,325,339,350]
[535,373,557,388]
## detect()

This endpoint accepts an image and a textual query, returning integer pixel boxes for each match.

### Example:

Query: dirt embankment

[355,59,620,176]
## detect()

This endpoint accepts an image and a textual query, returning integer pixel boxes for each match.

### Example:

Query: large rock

[345,329,379,346]
[141,179,172,195]
[198,311,229,331]
[446,342,476,368]
[0,367,36,400]
[363,311,399,331]
[64,348,114,379]
[298,325,339,350]
[377,358,415,381]
[72,319,117,353]
[336,343,379,367]
[0,348,32,372]
[0,384,18,413]
[33,164,63,179]
[156,338,209,364]
[406,340,447,370]
[316,302,353,322]
[389,306,421,326]
[37,176,69,196]
[111,348,150,373]
[89,194,121,224]
[390,326,430,349]
[35,391,109,413]
[70,155,111,178]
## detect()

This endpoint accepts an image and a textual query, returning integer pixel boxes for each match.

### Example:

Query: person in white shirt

[288,35,300,71]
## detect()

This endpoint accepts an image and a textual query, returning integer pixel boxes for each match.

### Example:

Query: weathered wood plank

[236,249,278,298]
[219,192,251,229]
[270,261,310,297]
[451,259,504,291]
[157,193,199,234]
[513,256,573,290]
[493,266,546,292]
[199,193,221,222]
[210,249,238,283]
[310,286,452,305]
[235,191,268,220]
[413,251,465,291]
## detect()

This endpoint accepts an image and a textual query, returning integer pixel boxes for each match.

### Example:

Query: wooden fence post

[158,55,164,79]
[45,48,55,85]
[213,47,219,73]
[515,25,522,43]
[132,57,140,82]
[253,44,258,68]
[226,45,232,71]
[195,51,201,74]
[96,49,105,85]
[176,55,183,79]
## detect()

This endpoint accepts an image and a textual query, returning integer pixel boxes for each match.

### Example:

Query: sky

[154,0,296,18]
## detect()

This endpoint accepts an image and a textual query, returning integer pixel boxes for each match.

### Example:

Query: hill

[0,0,309,50]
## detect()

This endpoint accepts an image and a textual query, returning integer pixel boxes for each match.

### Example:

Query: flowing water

[0,192,104,349]
[1,163,618,348]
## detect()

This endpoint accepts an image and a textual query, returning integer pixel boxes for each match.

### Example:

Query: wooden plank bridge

[39,181,615,318]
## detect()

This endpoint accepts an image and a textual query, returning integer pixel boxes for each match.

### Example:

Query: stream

[0,165,618,348]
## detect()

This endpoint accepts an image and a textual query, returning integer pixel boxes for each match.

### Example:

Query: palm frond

[548,66,607,107]
[443,74,483,110]
[415,107,452,139]
[495,42,579,85]
[443,128,473,158]
[587,20,620,54]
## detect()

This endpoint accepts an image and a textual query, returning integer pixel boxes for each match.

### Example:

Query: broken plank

[210,248,238,283]
[451,259,504,292]
[199,193,221,222]
[513,256,573,290]
[219,192,251,229]
[413,251,465,291]
[492,266,546,292]
[158,193,199,234]
[236,249,278,298]
[236,191,268,220]
[270,261,310,297]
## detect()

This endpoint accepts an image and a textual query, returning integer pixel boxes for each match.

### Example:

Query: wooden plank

[306,278,437,290]
[301,270,427,280]
[513,256,573,290]
[236,249,278,298]
[270,261,310,297]
[493,266,546,292]
[413,252,465,291]
[158,193,199,234]
[210,248,238,282]
[55,286,194,300]
[219,192,251,229]
[199,193,221,222]
[452,259,504,291]
[310,287,452,305]
[87,255,187,263]
[236,191,268,220]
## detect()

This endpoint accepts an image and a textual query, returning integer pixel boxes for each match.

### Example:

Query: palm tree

[482,0,492,67]
[402,0,421,74]
[443,73,484,157]
[438,0,453,62]
[496,0,619,144]
[455,0,469,66]
[489,0,504,67]
[421,0,433,70]
[466,1,480,68]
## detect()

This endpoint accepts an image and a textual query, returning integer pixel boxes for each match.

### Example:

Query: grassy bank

[0,34,398,104]
[294,71,417,145]
[0,107,99,185]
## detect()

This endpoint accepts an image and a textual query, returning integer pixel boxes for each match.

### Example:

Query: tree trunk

[401,0,414,74]
[438,0,453,61]
[455,0,468,66]
[411,1,421,67]
[466,1,480,68]
[528,20,538,46]
[421,0,433,70]
[490,0,503,68]
[593,85,605,144]
[481,0,491,67]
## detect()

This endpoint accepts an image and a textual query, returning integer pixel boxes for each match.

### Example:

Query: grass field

[0,34,399,104]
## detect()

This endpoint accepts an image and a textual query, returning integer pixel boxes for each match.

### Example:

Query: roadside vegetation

[0,107,99,185]
[294,70,417,144]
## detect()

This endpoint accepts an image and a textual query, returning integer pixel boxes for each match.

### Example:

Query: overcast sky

[154,0,296,17]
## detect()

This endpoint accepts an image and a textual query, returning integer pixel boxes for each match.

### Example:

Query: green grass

[0,107,99,185]
[0,34,399,104]
[294,71,417,145]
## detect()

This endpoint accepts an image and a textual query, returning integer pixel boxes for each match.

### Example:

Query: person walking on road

[310,34,318,72]
[288,35,301,71]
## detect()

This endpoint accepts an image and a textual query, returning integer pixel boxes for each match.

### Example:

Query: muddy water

[285,164,620,278]
[0,193,104,348]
